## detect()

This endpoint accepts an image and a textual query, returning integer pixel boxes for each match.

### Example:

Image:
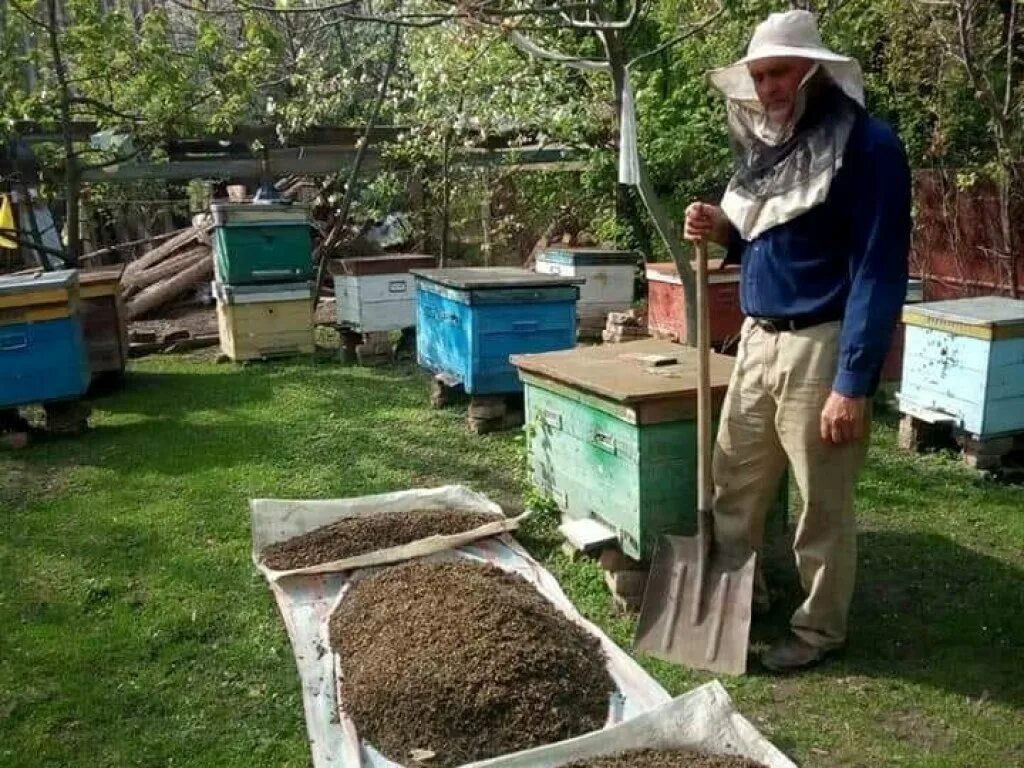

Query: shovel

[633,239,756,675]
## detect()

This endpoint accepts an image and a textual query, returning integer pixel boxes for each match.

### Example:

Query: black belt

[751,314,842,333]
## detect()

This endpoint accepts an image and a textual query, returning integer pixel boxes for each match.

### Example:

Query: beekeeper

[684,10,911,671]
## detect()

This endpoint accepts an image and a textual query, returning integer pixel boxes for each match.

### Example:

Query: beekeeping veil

[708,10,866,240]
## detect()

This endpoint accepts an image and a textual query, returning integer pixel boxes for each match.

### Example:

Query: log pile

[119,218,214,320]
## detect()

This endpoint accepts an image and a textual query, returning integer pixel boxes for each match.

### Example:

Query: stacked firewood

[119,217,213,320]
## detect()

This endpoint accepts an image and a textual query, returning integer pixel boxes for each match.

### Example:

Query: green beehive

[212,203,314,285]
[511,339,787,561]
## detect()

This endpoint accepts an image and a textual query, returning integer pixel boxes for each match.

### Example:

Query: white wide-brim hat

[708,10,865,106]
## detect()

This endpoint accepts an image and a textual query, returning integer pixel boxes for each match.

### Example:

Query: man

[684,10,911,671]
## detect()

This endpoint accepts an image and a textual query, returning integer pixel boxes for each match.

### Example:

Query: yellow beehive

[213,282,314,362]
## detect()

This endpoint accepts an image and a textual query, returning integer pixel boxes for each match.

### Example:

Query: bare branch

[10,1,47,28]
[306,12,455,31]
[559,0,638,31]
[70,96,143,122]
[627,4,724,68]
[165,0,248,15]
[236,0,363,13]
[1006,0,1018,119]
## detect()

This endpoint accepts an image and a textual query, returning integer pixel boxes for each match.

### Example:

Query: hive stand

[466,394,525,435]
[427,374,524,434]
[898,413,1024,476]
[338,327,417,365]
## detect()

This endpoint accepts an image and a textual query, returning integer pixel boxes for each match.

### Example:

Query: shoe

[761,633,834,672]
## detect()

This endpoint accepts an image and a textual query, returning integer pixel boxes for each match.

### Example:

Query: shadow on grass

[48,363,449,477]
[849,530,1024,706]
[753,528,1024,711]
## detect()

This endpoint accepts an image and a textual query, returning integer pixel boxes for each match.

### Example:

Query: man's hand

[684,202,730,247]
[820,392,867,445]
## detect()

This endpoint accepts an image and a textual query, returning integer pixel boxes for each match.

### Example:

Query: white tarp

[251,485,795,768]
[251,486,523,581]
[463,681,797,768]
[251,486,670,768]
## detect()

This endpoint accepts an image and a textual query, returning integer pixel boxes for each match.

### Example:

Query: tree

[912,0,1022,296]
[1,0,260,263]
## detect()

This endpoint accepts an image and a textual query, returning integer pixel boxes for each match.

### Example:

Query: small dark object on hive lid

[260,509,497,570]
[565,749,768,768]
[329,560,614,767]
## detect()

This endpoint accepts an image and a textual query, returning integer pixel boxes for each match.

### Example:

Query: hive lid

[539,248,638,266]
[645,259,738,284]
[411,267,583,290]
[79,265,125,292]
[211,202,311,226]
[80,264,125,282]
[0,269,78,298]
[902,296,1024,339]
[330,254,436,276]
[511,338,734,404]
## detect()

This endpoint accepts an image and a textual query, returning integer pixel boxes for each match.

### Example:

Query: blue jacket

[726,112,912,397]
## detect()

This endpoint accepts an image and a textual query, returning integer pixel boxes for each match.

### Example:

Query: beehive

[414,267,580,396]
[535,249,637,331]
[213,281,314,362]
[645,260,743,348]
[331,254,436,333]
[899,296,1024,437]
[211,203,313,285]
[0,270,89,407]
[512,339,787,561]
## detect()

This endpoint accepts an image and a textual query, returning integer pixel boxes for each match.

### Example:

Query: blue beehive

[413,267,581,395]
[0,270,90,408]
[899,296,1024,437]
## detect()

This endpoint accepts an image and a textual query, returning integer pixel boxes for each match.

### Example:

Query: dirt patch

[329,560,614,767]
[565,750,768,768]
[0,459,70,509]
[881,708,954,753]
[260,509,498,570]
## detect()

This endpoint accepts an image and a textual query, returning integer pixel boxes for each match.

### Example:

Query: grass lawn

[1,354,1022,768]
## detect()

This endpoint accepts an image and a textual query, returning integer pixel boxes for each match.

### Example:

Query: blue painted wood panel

[417,281,576,395]
[0,316,90,407]
[989,336,1024,366]
[900,325,1024,437]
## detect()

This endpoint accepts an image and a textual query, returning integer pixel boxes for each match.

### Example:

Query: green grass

[1,356,1022,768]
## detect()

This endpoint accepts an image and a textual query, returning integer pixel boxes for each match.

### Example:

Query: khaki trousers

[713,318,869,650]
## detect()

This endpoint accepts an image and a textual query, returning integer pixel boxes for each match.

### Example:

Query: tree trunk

[440,129,452,268]
[313,26,402,308]
[602,32,697,344]
[122,226,205,278]
[480,175,493,267]
[124,254,212,320]
[635,160,699,346]
[999,172,1019,297]
[123,246,209,296]
[46,0,80,265]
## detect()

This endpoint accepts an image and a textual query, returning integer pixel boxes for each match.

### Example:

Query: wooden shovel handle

[695,240,713,536]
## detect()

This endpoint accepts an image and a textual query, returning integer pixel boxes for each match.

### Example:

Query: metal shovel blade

[634,533,756,676]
